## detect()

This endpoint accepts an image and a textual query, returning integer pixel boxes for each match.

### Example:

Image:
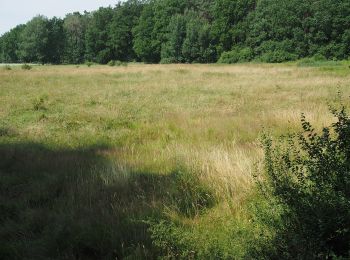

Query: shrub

[259,103,350,258]
[258,50,298,63]
[107,60,116,66]
[297,56,342,67]
[108,60,128,67]
[21,64,32,70]
[33,96,47,111]
[148,220,196,259]
[218,47,254,64]
[312,53,327,61]
[254,40,299,63]
[160,57,177,64]
[85,61,93,67]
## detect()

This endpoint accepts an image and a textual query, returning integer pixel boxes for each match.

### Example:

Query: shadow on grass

[0,142,215,260]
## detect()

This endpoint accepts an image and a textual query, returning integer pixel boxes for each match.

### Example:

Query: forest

[1,0,350,65]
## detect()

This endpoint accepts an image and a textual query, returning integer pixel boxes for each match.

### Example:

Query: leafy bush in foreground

[259,104,350,258]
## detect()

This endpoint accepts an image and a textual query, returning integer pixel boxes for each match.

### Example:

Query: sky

[0,0,120,35]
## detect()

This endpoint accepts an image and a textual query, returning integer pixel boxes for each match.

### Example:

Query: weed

[107,60,116,66]
[107,60,128,67]
[38,113,48,121]
[0,126,17,137]
[33,96,47,111]
[21,64,32,70]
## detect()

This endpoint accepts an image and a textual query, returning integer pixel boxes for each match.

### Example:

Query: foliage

[108,0,143,62]
[107,60,116,66]
[218,47,253,63]
[21,64,32,70]
[259,104,350,258]
[85,61,93,67]
[161,14,187,63]
[296,55,343,67]
[132,2,160,63]
[85,7,114,64]
[63,12,88,64]
[46,17,65,64]
[1,0,349,64]
[107,60,128,67]
[211,0,257,54]
[0,25,26,63]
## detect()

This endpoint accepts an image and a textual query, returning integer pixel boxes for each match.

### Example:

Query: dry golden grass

[1,63,350,200]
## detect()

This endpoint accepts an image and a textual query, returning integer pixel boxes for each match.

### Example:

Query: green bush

[218,47,254,64]
[312,53,327,61]
[21,64,32,70]
[85,61,93,67]
[107,60,116,66]
[297,55,342,67]
[254,40,299,63]
[148,220,196,259]
[259,103,350,259]
[258,50,298,63]
[108,60,128,67]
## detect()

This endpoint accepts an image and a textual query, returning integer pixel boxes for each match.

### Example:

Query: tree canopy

[0,0,349,64]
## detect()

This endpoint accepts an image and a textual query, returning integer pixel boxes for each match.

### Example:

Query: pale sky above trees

[0,0,119,35]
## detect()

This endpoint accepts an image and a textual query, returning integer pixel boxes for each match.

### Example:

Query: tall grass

[1,63,350,258]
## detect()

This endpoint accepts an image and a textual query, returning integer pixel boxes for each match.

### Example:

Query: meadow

[1,61,350,259]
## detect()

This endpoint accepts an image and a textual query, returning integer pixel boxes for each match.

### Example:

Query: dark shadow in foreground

[0,142,215,260]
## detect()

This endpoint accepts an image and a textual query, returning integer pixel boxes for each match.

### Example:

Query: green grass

[1,63,350,259]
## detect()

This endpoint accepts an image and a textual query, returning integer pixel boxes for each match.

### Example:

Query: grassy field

[1,62,350,259]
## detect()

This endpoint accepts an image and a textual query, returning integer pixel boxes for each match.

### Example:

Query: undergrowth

[256,100,350,259]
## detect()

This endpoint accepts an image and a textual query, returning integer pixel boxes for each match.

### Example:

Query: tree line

[1,0,349,64]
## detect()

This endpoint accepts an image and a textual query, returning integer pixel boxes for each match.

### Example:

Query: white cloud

[0,0,119,35]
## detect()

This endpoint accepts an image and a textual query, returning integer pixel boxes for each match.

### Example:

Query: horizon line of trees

[1,0,349,65]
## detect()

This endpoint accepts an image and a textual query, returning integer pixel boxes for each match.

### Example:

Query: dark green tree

[211,0,256,54]
[109,0,143,61]
[18,15,50,63]
[0,24,26,63]
[85,7,114,64]
[161,14,187,63]
[46,17,65,64]
[63,12,88,64]
[182,14,216,63]
[132,2,160,62]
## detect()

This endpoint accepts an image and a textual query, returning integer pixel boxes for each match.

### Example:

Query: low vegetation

[257,103,350,259]
[21,64,32,70]
[1,62,350,259]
